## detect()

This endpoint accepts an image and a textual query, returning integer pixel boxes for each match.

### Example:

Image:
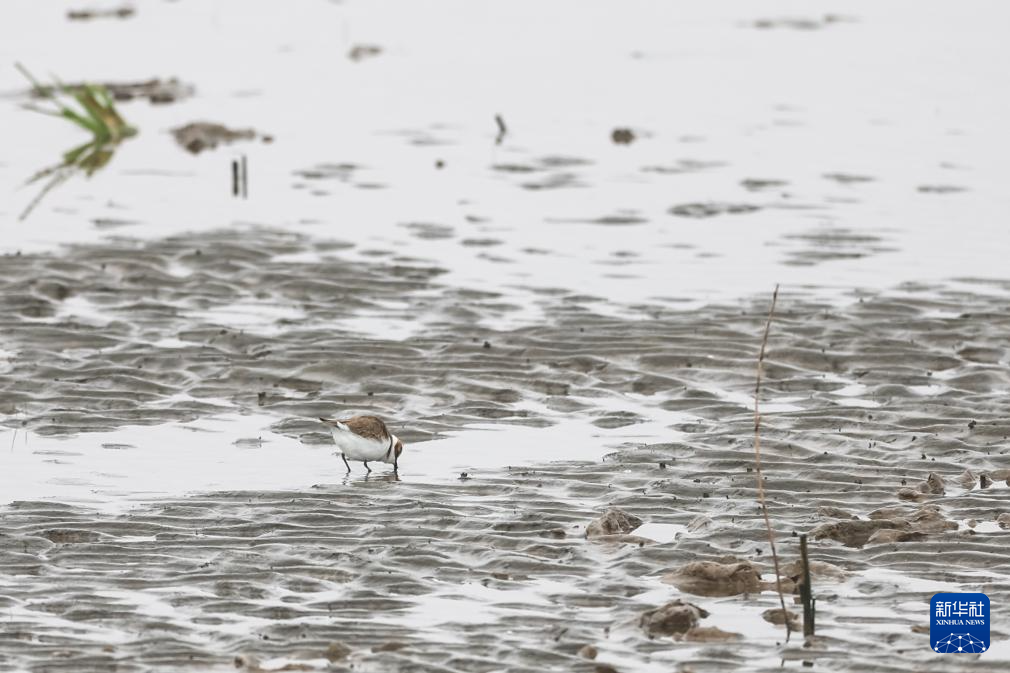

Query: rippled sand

[2,230,1010,671]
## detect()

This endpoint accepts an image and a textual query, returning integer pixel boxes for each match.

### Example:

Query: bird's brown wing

[331,415,390,441]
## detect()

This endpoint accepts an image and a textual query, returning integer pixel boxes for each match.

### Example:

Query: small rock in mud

[172,122,263,154]
[349,44,383,61]
[578,644,598,659]
[810,519,907,548]
[911,624,931,635]
[684,626,743,642]
[639,599,709,637]
[996,513,1010,530]
[67,6,134,21]
[897,487,926,502]
[817,506,857,520]
[956,469,976,490]
[611,128,635,144]
[781,559,847,582]
[668,202,760,218]
[324,642,351,661]
[980,473,993,489]
[585,508,642,538]
[762,608,801,630]
[867,529,928,544]
[921,472,946,495]
[663,558,763,597]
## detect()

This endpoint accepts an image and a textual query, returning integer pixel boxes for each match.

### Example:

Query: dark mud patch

[67,6,135,21]
[668,202,760,218]
[172,122,271,154]
[917,184,968,194]
[750,15,853,31]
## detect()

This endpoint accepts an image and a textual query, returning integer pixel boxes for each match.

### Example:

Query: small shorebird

[319,415,403,473]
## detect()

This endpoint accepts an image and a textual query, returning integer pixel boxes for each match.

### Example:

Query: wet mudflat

[1,1,1009,671]
[2,229,1010,671]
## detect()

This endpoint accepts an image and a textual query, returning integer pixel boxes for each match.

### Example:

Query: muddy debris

[349,44,383,61]
[578,644,598,660]
[811,518,908,548]
[668,202,760,218]
[817,506,857,520]
[684,626,743,642]
[751,15,851,31]
[585,508,642,538]
[781,559,847,583]
[67,6,135,21]
[639,599,709,638]
[997,513,1010,530]
[611,128,636,144]
[812,505,957,547]
[956,469,977,490]
[980,473,993,489]
[662,558,764,597]
[762,607,801,631]
[172,122,268,154]
[898,471,946,500]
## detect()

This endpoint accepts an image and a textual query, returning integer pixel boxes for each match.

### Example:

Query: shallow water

[1,1,1009,671]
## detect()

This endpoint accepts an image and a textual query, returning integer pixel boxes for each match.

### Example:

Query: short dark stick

[800,533,815,638]
[231,159,239,197]
[240,155,248,198]
[494,114,507,145]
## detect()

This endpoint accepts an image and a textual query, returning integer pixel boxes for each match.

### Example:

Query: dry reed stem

[753,284,790,642]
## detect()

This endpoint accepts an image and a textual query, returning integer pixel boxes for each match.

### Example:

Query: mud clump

[172,122,268,154]
[585,508,642,538]
[668,202,760,218]
[349,44,383,61]
[684,626,743,642]
[639,599,709,637]
[611,128,636,144]
[763,608,800,631]
[67,6,134,21]
[811,519,908,547]
[897,472,946,501]
[663,558,763,597]
[812,505,957,547]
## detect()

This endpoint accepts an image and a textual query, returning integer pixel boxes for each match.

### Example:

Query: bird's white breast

[330,425,392,462]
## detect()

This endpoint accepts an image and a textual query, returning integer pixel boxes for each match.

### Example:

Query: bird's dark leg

[341,454,351,473]
[393,456,398,474]
[363,461,371,473]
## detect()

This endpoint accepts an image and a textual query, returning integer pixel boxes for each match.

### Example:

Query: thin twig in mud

[753,284,791,642]
[494,114,507,145]
[241,155,248,198]
[799,533,816,637]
